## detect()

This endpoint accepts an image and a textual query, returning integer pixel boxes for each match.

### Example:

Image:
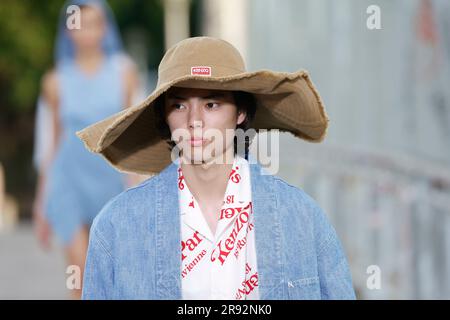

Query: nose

[188,101,204,130]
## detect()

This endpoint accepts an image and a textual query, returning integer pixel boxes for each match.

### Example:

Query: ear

[237,110,247,126]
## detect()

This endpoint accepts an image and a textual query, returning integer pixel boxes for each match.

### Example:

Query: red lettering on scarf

[225,195,234,204]
[235,271,259,300]
[181,249,207,278]
[229,166,241,183]
[219,205,243,220]
[188,196,195,208]
[178,168,185,190]
[210,202,252,265]
[234,222,254,259]
[181,230,203,261]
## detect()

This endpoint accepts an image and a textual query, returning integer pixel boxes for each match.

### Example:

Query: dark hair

[153,90,257,158]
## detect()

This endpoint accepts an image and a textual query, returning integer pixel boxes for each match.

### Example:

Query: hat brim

[76,69,329,175]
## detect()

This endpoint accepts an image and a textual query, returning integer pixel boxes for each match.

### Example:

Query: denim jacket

[82,157,356,300]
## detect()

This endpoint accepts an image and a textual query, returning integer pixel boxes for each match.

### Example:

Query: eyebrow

[166,93,227,100]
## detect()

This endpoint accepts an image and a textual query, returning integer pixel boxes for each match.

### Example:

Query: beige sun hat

[76,36,329,175]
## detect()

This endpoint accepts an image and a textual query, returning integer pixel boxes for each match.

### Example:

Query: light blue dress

[44,54,126,245]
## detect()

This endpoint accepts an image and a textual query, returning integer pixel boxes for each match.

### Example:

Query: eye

[172,103,186,110]
[206,102,220,109]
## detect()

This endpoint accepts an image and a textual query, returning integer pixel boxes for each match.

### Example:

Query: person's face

[164,87,247,164]
[68,5,106,51]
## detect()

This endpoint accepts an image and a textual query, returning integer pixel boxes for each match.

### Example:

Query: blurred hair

[55,0,123,62]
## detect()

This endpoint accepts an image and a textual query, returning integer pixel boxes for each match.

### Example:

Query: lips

[189,138,207,146]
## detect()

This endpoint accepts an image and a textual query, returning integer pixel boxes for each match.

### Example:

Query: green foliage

[0,0,166,116]
[0,0,65,114]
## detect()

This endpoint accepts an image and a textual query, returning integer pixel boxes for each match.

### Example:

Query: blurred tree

[0,1,66,220]
[0,1,64,115]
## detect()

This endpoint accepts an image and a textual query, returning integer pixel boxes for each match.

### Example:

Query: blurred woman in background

[32,0,139,299]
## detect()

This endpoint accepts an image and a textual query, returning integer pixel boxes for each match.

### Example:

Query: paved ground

[0,222,69,299]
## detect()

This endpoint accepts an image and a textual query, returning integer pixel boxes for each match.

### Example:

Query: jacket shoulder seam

[92,227,114,261]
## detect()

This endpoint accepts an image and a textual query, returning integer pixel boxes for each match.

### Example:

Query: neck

[181,148,235,182]
[180,148,236,200]
[74,47,105,73]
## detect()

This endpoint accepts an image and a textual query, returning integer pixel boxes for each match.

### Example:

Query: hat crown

[157,37,246,86]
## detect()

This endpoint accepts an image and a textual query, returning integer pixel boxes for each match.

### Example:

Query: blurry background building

[0,0,449,299]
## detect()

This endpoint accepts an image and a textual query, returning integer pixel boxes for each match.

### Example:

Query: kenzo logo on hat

[191,66,211,76]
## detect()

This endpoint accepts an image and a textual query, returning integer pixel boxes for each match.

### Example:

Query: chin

[180,148,219,165]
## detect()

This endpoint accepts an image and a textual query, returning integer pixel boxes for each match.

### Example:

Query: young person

[77,36,356,300]
[32,0,139,299]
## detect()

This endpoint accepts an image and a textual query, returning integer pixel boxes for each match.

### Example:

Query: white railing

[280,142,450,299]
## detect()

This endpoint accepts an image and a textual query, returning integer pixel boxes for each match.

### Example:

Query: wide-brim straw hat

[76,36,329,175]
